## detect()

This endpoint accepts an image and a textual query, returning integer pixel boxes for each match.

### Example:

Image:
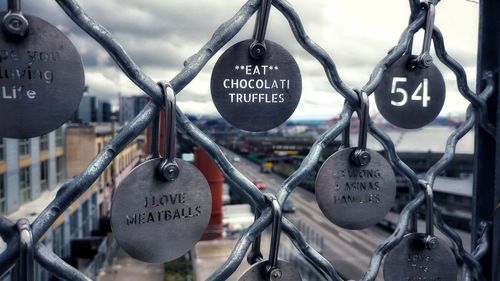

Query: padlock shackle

[150,113,160,159]
[157,81,179,182]
[406,1,436,69]
[161,82,176,164]
[249,0,273,59]
[417,180,440,249]
[8,0,21,11]
[357,91,369,151]
[268,196,281,269]
[415,1,436,68]
[17,218,33,281]
[263,194,283,280]
[422,181,434,236]
[351,91,371,166]
[420,2,435,57]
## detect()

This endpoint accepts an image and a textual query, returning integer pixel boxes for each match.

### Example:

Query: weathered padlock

[315,92,396,229]
[210,0,301,132]
[111,82,212,263]
[374,1,445,129]
[0,2,85,138]
[239,195,301,281]
[383,181,458,281]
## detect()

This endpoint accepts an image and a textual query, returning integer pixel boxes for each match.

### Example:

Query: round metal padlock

[0,12,85,138]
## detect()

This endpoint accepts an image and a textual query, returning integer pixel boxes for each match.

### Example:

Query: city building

[97,100,113,123]
[0,129,65,215]
[1,128,66,281]
[65,123,144,217]
[118,95,148,125]
[0,123,144,281]
[72,94,113,124]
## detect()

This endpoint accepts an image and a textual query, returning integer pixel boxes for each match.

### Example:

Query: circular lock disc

[211,39,302,132]
[110,158,212,263]
[315,148,396,229]
[374,54,445,129]
[0,13,85,138]
[238,260,302,281]
[383,233,458,281]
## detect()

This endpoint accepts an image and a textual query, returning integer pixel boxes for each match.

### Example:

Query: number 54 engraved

[391,77,430,107]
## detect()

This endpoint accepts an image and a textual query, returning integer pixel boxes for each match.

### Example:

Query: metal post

[473,0,500,279]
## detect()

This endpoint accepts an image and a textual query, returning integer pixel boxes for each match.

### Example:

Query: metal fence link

[0,0,496,280]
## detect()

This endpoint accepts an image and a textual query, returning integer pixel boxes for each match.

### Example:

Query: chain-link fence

[0,0,498,280]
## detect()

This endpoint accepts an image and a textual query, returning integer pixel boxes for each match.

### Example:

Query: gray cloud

[3,0,480,118]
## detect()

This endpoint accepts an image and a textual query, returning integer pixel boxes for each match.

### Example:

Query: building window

[82,201,90,237]
[19,139,30,155]
[19,167,31,204]
[91,192,98,230]
[56,156,64,183]
[70,211,79,239]
[55,128,63,147]
[0,139,4,161]
[0,174,5,213]
[52,224,65,257]
[41,160,49,191]
[40,135,49,151]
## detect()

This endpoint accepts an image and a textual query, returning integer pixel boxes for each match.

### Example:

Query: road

[224,149,388,280]
[223,148,472,280]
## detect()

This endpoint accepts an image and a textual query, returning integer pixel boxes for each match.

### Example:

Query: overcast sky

[6,0,480,119]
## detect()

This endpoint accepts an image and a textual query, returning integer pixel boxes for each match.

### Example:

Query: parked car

[253,180,267,190]
[233,156,241,162]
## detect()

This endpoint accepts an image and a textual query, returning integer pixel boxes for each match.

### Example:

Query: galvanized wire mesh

[0,0,495,280]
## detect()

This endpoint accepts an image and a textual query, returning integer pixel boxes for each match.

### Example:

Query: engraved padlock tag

[239,195,301,281]
[383,181,458,281]
[374,3,444,129]
[315,92,396,229]
[0,6,85,138]
[374,54,445,129]
[111,82,211,263]
[210,0,301,132]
